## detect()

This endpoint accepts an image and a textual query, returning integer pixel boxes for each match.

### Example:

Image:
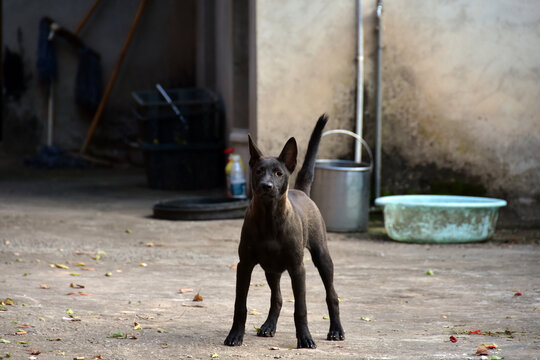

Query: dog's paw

[224,329,244,346]
[257,321,276,337]
[327,324,345,341]
[297,333,317,349]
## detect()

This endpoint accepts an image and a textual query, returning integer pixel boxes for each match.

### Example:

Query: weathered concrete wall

[381,0,540,222]
[255,0,540,223]
[255,1,359,161]
[2,0,196,155]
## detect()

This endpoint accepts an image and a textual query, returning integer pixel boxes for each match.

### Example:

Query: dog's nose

[261,182,273,191]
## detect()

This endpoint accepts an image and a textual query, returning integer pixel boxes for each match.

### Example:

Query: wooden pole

[81,0,147,154]
[73,0,104,36]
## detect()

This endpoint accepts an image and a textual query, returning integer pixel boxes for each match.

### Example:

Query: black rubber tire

[153,197,249,220]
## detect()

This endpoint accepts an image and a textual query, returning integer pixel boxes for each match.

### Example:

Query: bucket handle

[321,129,373,170]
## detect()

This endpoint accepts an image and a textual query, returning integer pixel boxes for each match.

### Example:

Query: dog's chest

[251,229,304,272]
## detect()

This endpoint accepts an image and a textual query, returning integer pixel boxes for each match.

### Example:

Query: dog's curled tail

[294,114,328,196]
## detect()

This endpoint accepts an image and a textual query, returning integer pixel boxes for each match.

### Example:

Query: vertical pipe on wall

[355,0,364,163]
[374,0,383,199]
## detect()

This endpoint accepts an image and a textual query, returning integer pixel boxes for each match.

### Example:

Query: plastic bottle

[229,154,247,199]
[224,148,235,197]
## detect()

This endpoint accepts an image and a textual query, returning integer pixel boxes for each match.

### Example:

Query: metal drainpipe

[355,0,364,163]
[375,0,383,199]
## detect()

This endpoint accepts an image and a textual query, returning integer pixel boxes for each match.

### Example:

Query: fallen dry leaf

[179,288,193,294]
[4,298,15,305]
[193,292,203,302]
[16,330,28,335]
[93,356,105,359]
[229,264,237,270]
[17,324,34,329]
[67,292,92,296]
[469,330,484,335]
[182,304,204,308]
[476,345,489,356]
[70,283,85,289]
[449,335,457,343]
[55,264,69,269]
[514,291,522,296]
[62,316,81,321]
[81,267,96,271]
[40,284,51,289]
[29,349,41,355]
[108,332,124,338]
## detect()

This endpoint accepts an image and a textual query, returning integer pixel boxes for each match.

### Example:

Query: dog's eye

[256,168,265,175]
[275,170,283,177]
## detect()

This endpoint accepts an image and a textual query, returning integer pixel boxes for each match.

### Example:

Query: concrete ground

[0,162,539,360]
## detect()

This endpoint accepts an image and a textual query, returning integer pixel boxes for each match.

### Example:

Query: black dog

[224,115,344,348]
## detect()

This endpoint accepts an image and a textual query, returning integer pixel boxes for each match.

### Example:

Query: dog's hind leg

[257,271,282,337]
[289,264,317,348]
[309,240,345,341]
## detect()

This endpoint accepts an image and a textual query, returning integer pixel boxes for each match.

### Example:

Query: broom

[29,12,103,168]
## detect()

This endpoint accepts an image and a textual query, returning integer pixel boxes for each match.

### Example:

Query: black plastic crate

[132,87,223,143]
[140,141,225,190]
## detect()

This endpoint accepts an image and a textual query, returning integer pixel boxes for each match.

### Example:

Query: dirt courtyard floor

[0,164,539,360]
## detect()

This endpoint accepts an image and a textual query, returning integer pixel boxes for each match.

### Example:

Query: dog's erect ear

[278,137,297,173]
[248,134,263,167]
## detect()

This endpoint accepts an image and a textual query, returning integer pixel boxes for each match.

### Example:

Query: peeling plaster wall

[382,0,540,221]
[255,1,359,162]
[255,0,540,223]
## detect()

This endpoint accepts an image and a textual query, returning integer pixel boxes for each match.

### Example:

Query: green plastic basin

[374,195,507,243]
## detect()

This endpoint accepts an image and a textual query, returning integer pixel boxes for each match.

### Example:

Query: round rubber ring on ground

[153,197,249,220]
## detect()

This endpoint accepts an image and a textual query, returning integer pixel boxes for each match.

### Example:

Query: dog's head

[248,135,297,201]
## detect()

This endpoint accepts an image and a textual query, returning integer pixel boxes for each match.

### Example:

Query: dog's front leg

[289,264,316,349]
[225,261,255,346]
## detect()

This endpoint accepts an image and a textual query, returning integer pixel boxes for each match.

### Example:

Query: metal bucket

[311,130,373,232]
